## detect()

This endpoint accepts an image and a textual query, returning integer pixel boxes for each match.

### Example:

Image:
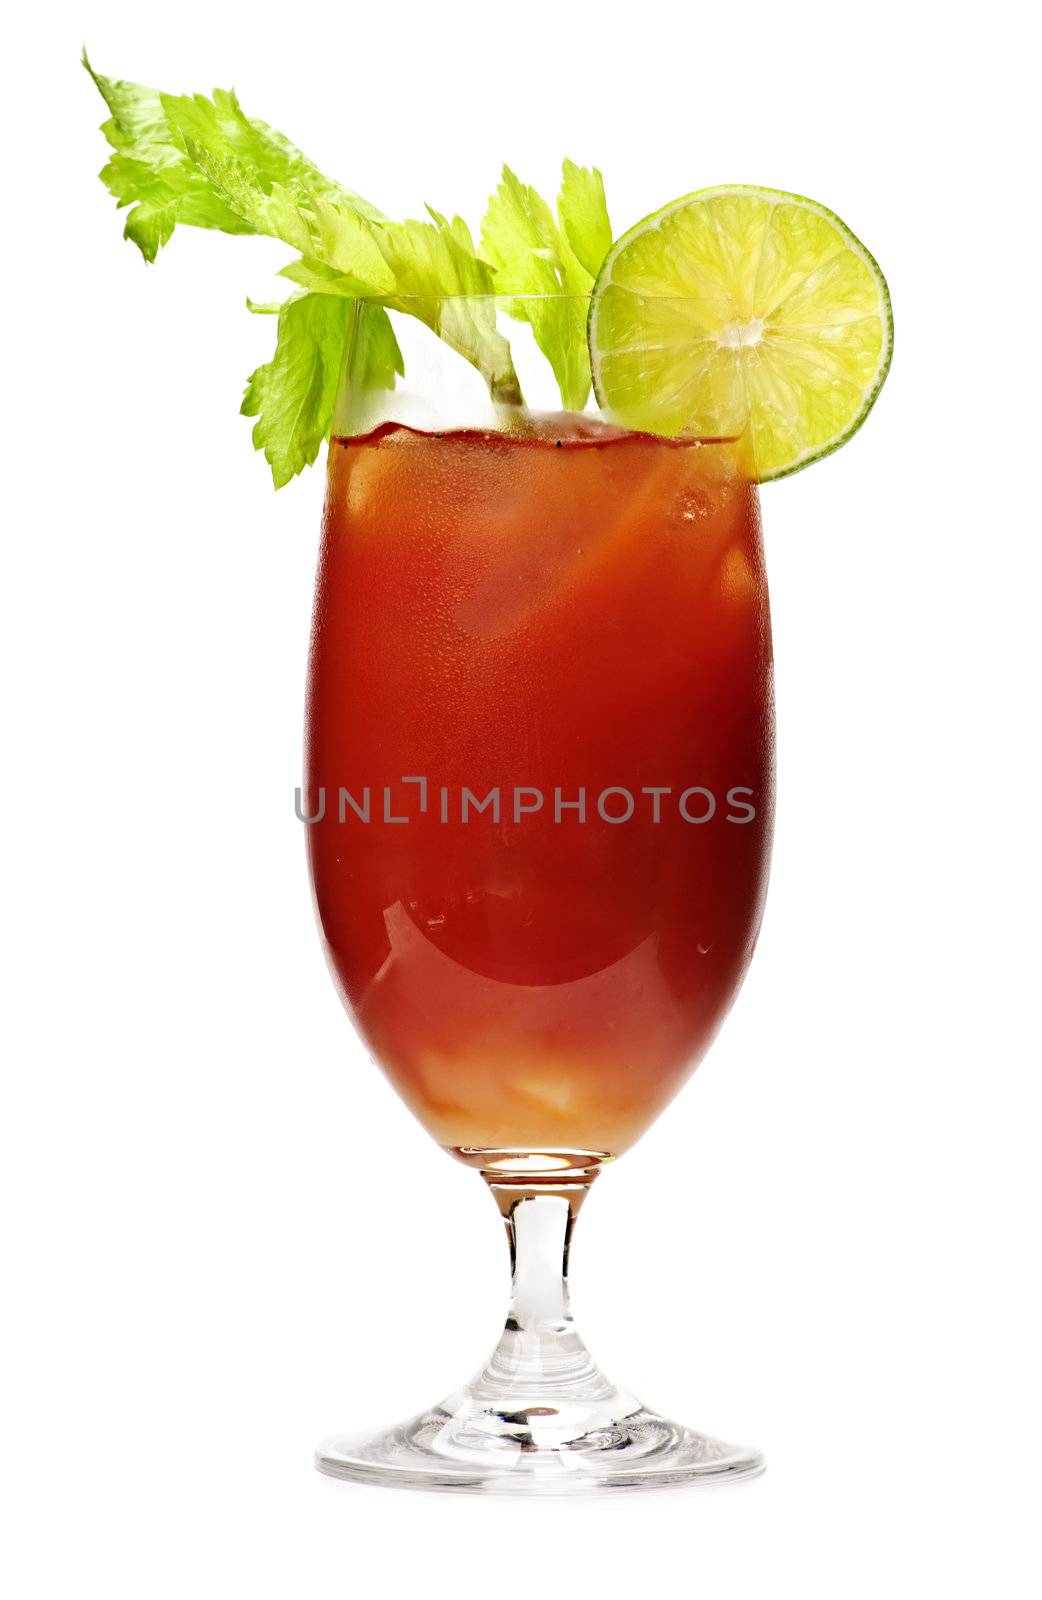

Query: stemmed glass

[304,294,774,1491]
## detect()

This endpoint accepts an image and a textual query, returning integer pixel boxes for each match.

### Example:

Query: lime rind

[588,185,893,482]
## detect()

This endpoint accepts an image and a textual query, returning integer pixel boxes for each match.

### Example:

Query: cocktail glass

[306,295,774,1492]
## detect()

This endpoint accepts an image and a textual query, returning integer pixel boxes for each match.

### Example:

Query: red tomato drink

[305,416,774,1159]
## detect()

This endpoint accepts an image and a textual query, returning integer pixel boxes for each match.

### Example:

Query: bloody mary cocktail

[306,416,774,1158]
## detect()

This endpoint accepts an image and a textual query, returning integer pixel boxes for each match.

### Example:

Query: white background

[3,2,1039,1594]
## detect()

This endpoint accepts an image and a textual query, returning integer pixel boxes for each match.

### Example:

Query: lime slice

[588,186,892,480]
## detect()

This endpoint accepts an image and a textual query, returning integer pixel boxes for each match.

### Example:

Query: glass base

[317,1174,762,1493]
[316,1403,764,1494]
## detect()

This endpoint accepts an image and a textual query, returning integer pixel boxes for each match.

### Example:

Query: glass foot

[317,1177,763,1493]
[316,1403,763,1494]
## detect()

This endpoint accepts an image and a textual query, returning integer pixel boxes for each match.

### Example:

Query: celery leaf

[481,166,595,410]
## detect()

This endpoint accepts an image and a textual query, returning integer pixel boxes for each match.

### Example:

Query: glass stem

[417,1166,650,1459]
[472,1178,615,1407]
[504,1190,577,1336]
